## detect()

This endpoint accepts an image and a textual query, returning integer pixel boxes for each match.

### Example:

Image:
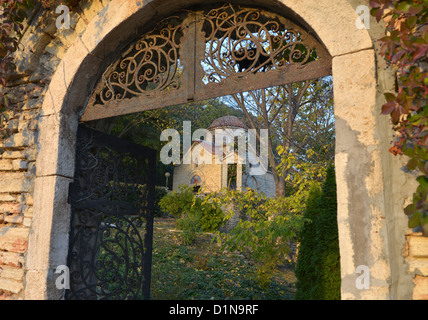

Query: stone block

[407,257,428,275]
[0,266,24,281]
[73,16,88,37]
[0,194,18,202]
[23,206,33,218]
[23,217,32,227]
[0,227,29,253]
[26,175,72,270]
[3,213,24,225]
[413,276,428,300]
[0,278,23,294]
[36,114,78,178]
[409,236,428,258]
[0,202,21,214]
[44,39,67,59]
[12,160,28,171]
[0,172,32,193]
[279,0,373,57]
[3,130,36,148]
[0,160,13,171]
[56,28,78,48]
[79,0,105,22]
[1,151,28,160]
[0,251,24,268]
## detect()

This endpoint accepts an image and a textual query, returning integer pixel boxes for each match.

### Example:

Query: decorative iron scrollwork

[67,126,156,300]
[201,4,318,83]
[82,4,331,121]
[93,15,185,106]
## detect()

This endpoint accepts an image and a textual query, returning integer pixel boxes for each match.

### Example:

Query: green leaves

[370,0,428,235]
[212,188,307,286]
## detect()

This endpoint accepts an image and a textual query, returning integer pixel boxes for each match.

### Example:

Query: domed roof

[208,116,248,130]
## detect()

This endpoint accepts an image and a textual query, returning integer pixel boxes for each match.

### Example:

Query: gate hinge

[67,182,73,204]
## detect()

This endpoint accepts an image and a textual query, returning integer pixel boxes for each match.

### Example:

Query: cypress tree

[312,165,341,299]
[294,165,340,300]
[295,183,322,300]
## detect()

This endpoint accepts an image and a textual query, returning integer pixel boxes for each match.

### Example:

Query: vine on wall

[370,0,428,236]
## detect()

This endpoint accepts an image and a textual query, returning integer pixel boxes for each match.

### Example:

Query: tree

[226,77,334,197]
[295,183,322,300]
[295,165,340,300]
[87,98,245,186]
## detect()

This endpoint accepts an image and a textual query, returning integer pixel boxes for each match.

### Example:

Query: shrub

[158,185,226,244]
[215,188,306,287]
[154,186,168,217]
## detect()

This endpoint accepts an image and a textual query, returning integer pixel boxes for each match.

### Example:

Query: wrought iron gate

[66,125,156,300]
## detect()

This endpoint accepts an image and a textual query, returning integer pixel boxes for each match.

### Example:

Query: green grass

[150,218,296,300]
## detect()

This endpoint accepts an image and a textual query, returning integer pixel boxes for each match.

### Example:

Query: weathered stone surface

[0,173,32,193]
[36,114,78,178]
[0,160,13,171]
[407,257,428,275]
[1,151,27,160]
[413,276,428,300]
[26,175,72,270]
[12,160,28,171]
[0,202,21,214]
[79,0,105,22]
[0,266,24,281]
[409,236,428,258]
[3,130,36,148]
[0,194,18,202]
[0,227,29,253]
[0,251,24,268]
[25,175,72,300]
[0,278,23,294]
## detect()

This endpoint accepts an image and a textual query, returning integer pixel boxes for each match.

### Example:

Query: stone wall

[173,163,223,193]
[0,0,426,300]
[0,0,111,299]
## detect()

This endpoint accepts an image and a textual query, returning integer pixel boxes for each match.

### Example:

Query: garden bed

[150,217,296,300]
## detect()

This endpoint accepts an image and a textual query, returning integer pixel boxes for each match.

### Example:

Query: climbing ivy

[370,0,428,236]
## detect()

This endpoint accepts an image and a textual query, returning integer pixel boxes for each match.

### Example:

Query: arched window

[190,175,202,185]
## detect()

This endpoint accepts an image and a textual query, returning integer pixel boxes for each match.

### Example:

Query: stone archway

[25,0,409,300]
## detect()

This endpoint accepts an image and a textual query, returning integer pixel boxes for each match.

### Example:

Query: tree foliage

[294,184,321,300]
[295,165,340,300]
[215,188,307,286]
[158,185,226,244]
[226,77,334,197]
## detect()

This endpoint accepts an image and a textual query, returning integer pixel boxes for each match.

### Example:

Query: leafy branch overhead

[370,0,428,236]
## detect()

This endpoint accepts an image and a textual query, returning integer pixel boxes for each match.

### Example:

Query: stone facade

[172,116,276,197]
[0,0,425,300]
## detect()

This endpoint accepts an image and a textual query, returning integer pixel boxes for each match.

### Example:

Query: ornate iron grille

[92,14,186,106]
[201,4,319,83]
[66,125,156,300]
[81,4,331,122]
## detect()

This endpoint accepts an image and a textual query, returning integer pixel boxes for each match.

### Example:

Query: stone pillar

[221,161,228,189]
[236,163,242,191]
